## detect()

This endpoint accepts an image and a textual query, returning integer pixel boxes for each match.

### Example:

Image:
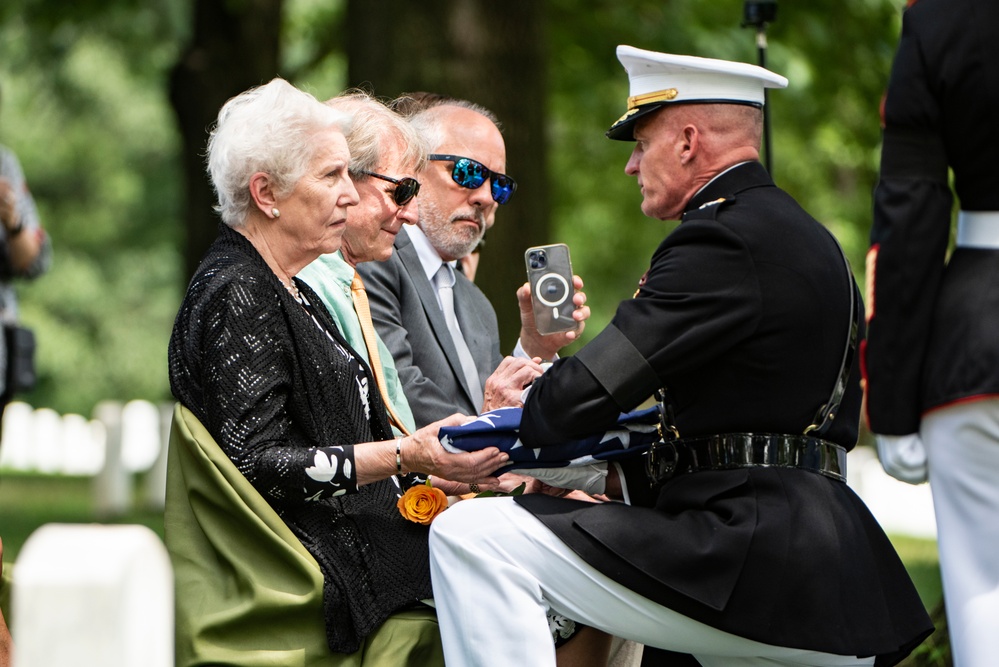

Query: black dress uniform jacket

[516,162,932,665]
[864,0,999,435]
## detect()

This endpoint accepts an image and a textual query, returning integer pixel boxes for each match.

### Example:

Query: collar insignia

[698,197,728,210]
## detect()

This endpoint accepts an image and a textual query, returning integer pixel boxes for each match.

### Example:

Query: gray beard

[419,208,485,260]
[430,231,481,260]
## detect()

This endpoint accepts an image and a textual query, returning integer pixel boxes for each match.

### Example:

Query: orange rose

[397,482,449,525]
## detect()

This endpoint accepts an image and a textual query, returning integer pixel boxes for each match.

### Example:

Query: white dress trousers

[429,496,876,667]
[922,397,999,667]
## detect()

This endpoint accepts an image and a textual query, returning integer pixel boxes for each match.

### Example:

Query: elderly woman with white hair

[167,78,509,658]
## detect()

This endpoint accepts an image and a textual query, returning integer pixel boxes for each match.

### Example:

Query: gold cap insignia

[627,88,679,110]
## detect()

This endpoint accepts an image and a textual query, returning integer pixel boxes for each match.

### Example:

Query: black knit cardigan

[169,224,433,653]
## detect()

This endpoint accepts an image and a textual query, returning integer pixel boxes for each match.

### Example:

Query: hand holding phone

[524,244,577,336]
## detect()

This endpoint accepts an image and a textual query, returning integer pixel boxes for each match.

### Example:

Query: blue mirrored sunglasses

[428,154,518,205]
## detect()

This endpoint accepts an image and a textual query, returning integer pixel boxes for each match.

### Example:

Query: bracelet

[395,438,403,474]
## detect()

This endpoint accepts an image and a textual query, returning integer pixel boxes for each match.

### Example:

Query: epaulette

[682,196,733,222]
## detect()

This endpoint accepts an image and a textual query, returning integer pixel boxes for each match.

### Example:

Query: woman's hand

[401,414,510,485]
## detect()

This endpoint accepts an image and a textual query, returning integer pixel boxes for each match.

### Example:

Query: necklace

[283,278,303,303]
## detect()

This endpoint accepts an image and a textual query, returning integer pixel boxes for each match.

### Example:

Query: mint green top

[299,251,416,436]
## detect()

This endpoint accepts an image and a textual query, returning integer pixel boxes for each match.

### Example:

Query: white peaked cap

[607,45,788,141]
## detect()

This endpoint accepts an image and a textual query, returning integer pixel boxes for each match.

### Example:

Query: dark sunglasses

[428,154,517,205]
[357,170,421,206]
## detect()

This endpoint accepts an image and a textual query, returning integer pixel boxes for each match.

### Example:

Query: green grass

[0,471,165,562]
[0,471,950,664]
[892,534,944,611]
[890,535,951,667]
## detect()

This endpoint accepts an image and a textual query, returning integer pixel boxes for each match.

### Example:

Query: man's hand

[518,275,590,361]
[481,356,544,412]
[497,472,602,502]
[495,471,544,494]
[0,179,21,234]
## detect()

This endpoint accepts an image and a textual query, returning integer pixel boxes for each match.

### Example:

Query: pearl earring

[271,207,281,219]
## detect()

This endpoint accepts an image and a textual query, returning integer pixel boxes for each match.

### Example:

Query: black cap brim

[605,103,667,141]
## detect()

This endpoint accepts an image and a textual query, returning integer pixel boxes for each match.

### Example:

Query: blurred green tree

[170,0,283,279]
[345,0,548,348]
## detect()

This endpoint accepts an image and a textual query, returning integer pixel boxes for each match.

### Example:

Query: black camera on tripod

[742,0,777,28]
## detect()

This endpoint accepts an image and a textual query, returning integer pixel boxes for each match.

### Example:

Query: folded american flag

[438,406,661,474]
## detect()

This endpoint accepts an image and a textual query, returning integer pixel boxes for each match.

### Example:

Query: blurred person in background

[0,83,52,443]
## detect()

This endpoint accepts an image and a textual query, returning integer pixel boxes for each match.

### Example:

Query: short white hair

[407,99,501,154]
[325,90,428,178]
[206,77,352,227]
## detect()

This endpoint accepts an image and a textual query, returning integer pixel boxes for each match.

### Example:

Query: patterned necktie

[350,271,411,436]
[433,263,484,412]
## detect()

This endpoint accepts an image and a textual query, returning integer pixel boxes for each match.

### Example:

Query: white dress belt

[957,210,999,249]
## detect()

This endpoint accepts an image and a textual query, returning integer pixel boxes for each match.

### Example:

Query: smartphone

[524,243,577,336]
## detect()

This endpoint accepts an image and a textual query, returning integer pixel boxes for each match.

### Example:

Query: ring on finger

[469,482,480,494]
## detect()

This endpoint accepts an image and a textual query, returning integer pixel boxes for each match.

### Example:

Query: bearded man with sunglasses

[358,97,589,429]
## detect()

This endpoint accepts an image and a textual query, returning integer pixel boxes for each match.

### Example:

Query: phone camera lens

[529,250,548,270]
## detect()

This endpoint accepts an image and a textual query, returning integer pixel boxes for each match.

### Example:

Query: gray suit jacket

[357,227,504,427]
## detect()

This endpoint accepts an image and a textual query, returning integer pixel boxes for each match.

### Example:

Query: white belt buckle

[956,210,999,249]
